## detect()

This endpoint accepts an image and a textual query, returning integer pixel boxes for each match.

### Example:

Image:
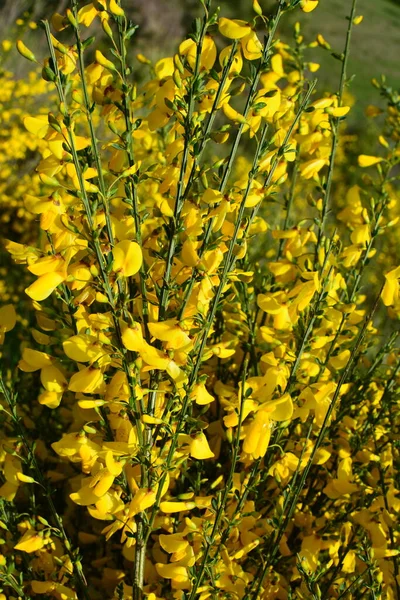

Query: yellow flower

[148,319,191,350]
[68,366,104,394]
[160,500,196,513]
[109,0,124,17]
[179,36,217,71]
[0,304,17,344]
[95,49,117,72]
[188,432,214,460]
[155,563,189,584]
[300,0,319,13]
[358,154,383,167]
[113,240,143,277]
[300,158,327,179]
[243,409,272,459]
[14,530,45,553]
[16,40,36,62]
[25,271,66,301]
[38,390,63,409]
[190,382,215,405]
[128,488,157,516]
[241,31,263,60]
[77,4,99,26]
[382,266,400,306]
[159,533,189,555]
[2,40,12,51]
[218,18,252,39]
[243,394,293,459]
[40,365,68,393]
[63,333,108,364]
[223,103,247,125]
[121,322,145,352]
[323,457,358,498]
[19,348,54,371]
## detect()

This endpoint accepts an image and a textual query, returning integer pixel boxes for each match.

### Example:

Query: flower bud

[16,40,36,62]
[66,9,78,28]
[109,0,125,16]
[252,0,262,15]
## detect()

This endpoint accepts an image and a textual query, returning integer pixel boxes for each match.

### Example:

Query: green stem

[71,0,115,247]
[115,15,151,340]
[316,0,358,256]
[187,359,249,600]
[158,1,211,321]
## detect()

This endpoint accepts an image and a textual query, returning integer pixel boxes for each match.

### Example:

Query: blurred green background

[0,0,399,133]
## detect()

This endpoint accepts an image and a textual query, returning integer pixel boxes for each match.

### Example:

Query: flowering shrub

[1,1,400,599]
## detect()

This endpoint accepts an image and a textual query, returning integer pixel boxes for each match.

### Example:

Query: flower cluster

[1,1,400,599]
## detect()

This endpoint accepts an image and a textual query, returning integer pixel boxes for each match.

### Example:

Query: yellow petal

[31,581,56,594]
[23,115,49,138]
[154,56,174,79]
[301,158,326,179]
[40,365,67,393]
[78,4,98,27]
[358,155,383,167]
[179,36,216,71]
[68,367,104,393]
[342,550,356,573]
[223,103,247,124]
[243,410,271,459]
[329,349,351,370]
[95,49,117,71]
[28,255,66,276]
[129,488,157,516]
[218,18,251,39]
[70,484,99,506]
[78,399,106,409]
[38,390,63,409]
[202,189,223,204]
[14,530,45,553]
[109,0,124,16]
[327,106,350,117]
[382,277,398,307]
[159,534,189,554]
[189,432,214,460]
[155,563,188,582]
[63,334,103,363]
[300,0,319,12]
[241,32,263,61]
[16,39,37,62]
[140,341,171,370]
[160,501,196,513]
[0,304,17,332]
[257,294,282,314]
[105,451,123,477]
[25,272,66,301]
[121,322,145,352]
[191,382,214,405]
[268,393,293,422]
[91,470,114,497]
[113,240,143,277]
[181,239,200,267]
[148,319,191,349]
[20,348,53,370]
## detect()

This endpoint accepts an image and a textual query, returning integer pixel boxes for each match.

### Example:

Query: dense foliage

[1,1,400,599]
